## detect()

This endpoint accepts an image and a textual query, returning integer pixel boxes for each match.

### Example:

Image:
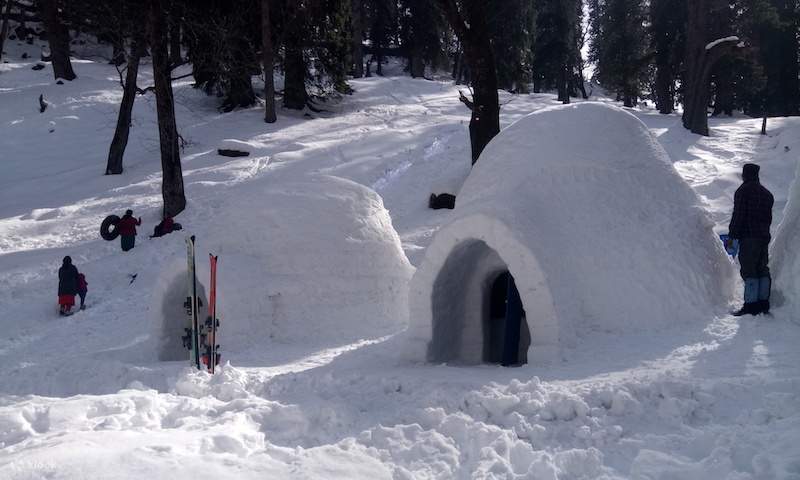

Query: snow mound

[153,174,413,356]
[771,156,800,321]
[406,102,735,364]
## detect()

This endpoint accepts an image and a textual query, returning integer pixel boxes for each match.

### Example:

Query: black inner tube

[100,215,121,241]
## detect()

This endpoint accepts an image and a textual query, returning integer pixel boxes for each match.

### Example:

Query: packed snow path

[1,52,800,478]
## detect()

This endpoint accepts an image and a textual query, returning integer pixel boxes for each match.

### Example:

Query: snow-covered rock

[406,103,735,365]
[153,174,413,357]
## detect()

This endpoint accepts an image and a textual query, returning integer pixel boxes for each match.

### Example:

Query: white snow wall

[771,156,800,321]
[407,103,735,364]
[152,174,413,356]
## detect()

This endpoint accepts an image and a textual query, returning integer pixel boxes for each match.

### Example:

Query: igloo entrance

[487,272,530,366]
[427,240,530,365]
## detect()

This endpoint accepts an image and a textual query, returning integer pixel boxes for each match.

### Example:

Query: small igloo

[154,174,413,360]
[406,102,734,366]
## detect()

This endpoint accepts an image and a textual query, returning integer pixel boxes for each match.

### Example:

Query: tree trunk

[654,59,674,114]
[109,38,126,66]
[761,116,767,135]
[220,31,256,112]
[467,44,500,164]
[451,47,460,80]
[261,0,276,123]
[351,0,364,78]
[0,0,13,62]
[557,66,569,104]
[283,1,307,110]
[41,0,76,81]
[409,52,425,78]
[436,0,499,164]
[149,0,186,218]
[169,11,181,66]
[682,0,734,136]
[106,38,144,175]
[622,84,636,108]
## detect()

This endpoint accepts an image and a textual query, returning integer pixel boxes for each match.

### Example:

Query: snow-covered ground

[1,42,800,479]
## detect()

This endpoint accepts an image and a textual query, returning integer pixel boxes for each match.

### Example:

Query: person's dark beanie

[125,209,133,216]
[742,163,760,181]
[63,256,71,265]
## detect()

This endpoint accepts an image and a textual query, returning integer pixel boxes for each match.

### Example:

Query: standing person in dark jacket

[58,256,80,315]
[728,163,774,316]
[117,209,141,252]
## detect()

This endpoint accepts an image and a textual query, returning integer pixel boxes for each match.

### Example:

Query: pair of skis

[184,236,221,373]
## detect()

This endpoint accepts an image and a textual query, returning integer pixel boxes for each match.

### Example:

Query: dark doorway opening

[485,271,529,366]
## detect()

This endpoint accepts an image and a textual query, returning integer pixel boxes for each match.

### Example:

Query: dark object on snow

[100,215,121,241]
[429,193,456,210]
[58,256,79,315]
[218,148,250,158]
[39,94,47,113]
[150,216,177,238]
[56,80,63,85]
[129,273,138,285]
[31,63,45,71]
[21,52,28,59]
[58,256,80,296]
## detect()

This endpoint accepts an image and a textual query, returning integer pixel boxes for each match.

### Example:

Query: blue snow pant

[738,238,770,303]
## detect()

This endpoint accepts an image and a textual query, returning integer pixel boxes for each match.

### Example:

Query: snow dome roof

[153,174,413,358]
[406,102,735,365]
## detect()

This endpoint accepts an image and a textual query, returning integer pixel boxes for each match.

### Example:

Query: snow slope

[1,44,800,479]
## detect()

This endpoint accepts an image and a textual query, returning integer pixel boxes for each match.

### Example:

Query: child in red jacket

[117,209,142,252]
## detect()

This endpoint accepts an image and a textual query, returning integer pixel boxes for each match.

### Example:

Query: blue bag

[719,233,739,257]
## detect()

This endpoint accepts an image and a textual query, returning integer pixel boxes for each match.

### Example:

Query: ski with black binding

[183,236,201,369]
[202,254,221,373]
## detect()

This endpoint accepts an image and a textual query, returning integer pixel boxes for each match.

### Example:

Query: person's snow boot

[735,278,761,316]
[756,300,770,314]
[733,302,759,316]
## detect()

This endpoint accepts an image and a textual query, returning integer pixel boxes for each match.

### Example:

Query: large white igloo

[406,102,735,365]
[154,174,413,360]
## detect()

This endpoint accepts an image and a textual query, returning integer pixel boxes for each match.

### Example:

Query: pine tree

[183,0,259,112]
[650,0,686,114]
[682,0,738,135]
[737,0,800,116]
[261,0,277,123]
[149,0,186,217]
[532,0,583,101]
[488,0,536,93]
[400,0,447,78]
[40,0,76,81]
[588,0,648,106]
[435,0,500,164]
